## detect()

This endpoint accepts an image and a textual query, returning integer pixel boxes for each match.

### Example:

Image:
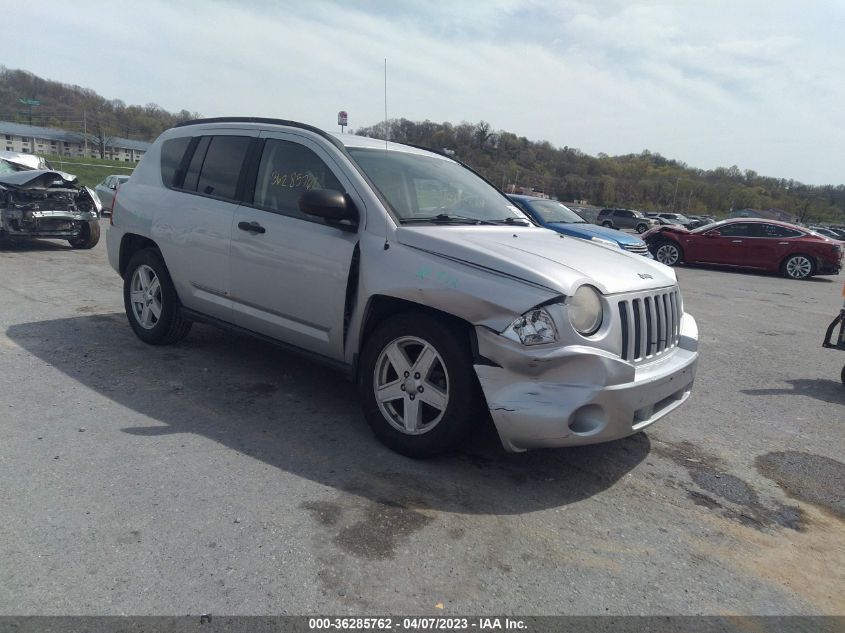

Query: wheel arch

[119,233,159,277]
[354,294,479,380]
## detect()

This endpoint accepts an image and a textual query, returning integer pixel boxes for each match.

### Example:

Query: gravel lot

[1,235,843,615]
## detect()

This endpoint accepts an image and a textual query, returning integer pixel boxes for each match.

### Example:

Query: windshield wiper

[400,213,493,225]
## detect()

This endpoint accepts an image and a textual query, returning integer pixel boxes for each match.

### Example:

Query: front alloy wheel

[655,242,682,266]
[358,313,478,457]
[783,254,814,280]
[374,336,450,435]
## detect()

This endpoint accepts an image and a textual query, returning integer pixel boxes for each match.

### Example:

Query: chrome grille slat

[616,287,682,363]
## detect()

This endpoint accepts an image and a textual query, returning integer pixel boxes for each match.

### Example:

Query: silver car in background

[95,174,130,213]
[107,118,699,456]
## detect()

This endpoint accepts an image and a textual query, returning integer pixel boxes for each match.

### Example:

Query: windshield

[521,199,585,224]
[347,148,529,224]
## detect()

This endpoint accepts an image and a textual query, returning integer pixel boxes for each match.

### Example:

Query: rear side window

[194,136,252,201]
[160,136,191,188]
[251,139,344,219]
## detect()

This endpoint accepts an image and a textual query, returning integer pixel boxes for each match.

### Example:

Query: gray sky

[6,0,844,185]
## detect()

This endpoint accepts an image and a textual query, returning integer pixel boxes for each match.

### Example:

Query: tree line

[2,67,842,223]
[0,67,200,159]
[355,119,845,224]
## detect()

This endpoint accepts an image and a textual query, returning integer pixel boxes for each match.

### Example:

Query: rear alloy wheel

[358,313,477,457]
[654,241,683,266]
[636,223,649,233]
[782,254,815,280]
[123,249,192,345]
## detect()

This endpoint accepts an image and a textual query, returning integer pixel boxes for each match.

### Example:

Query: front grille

[621,243,649,256]
[617,288,682,362]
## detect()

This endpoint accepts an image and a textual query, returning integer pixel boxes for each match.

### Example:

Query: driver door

[228,132,362,361]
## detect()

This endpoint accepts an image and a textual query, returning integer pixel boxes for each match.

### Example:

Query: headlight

[502,307,558,345]
[568,285,603,335]
[591,236,618,248]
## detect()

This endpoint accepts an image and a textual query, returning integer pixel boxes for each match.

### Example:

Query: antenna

[384,58,388,148]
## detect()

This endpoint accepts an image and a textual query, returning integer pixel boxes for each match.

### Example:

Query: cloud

[3,0,843,184]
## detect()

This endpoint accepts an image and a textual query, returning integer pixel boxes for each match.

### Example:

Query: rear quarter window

[160,137,191,188]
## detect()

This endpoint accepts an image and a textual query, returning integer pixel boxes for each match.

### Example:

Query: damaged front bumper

[474,313,699,452]
[0,207,97,238]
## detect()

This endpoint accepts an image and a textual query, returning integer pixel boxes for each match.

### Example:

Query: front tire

[358,312,478,457]
[654,240,683,266]
[123,249,192,345]
[781,254,815,280]
[68,220,100,249]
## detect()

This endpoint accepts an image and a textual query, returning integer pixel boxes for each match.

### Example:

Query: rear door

[228,132,361,361]
[744,223,802,269]
[153,131,257,321]
[687,222,753,265]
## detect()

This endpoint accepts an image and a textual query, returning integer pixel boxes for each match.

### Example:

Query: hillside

[1,67,842,223]
[0,67,200,148]
[355,120,845,224]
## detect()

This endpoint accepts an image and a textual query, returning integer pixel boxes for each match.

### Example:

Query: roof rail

[174,117,343,150]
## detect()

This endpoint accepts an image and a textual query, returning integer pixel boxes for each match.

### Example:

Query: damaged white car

[107,118,699,456]
[0,169,101,249]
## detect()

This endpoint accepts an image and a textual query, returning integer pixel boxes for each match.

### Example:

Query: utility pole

[671,177,680,211]
[83,110,88,157]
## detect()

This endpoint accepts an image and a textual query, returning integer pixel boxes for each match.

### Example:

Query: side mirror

[298,188,358,231]
[706,230,721,237]
[109,184,117,190]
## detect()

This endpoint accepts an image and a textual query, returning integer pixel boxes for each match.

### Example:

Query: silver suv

[597,208,657,233]
[107,118,699,457]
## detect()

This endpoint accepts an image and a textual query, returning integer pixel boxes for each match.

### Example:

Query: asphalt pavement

[0,236,843,615]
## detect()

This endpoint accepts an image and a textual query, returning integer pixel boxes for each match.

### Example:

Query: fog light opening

[568,405,607,435]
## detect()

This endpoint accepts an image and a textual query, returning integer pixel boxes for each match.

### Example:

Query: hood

[547,222,644,245]
[395,226,677,296]
[0,170,78,190]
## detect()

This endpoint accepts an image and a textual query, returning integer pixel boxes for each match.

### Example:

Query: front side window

[715,223,753,237]
[252,139,344,218]
[348,148,526,224]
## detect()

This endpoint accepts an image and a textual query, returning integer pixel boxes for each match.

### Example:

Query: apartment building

[0,121,150,162]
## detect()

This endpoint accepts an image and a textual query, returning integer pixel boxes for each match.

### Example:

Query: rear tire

[123,249,192,345]
[68,220,100,249]
[358,312,478,457]
[653,240,683,266]
[781,254,815,280]
[636,223,648,233]
[601,221,613,228]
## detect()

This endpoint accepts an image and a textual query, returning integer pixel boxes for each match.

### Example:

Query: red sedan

[643,218,843,280]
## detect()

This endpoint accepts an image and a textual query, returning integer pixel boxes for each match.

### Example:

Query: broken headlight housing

[502,307,559,346]
[568,285,603,336]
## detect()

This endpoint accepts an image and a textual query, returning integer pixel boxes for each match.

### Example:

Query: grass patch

[44,154,137,188]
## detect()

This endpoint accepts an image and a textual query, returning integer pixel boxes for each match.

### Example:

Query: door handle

[731,240,743,243]
[238,221,266,234]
